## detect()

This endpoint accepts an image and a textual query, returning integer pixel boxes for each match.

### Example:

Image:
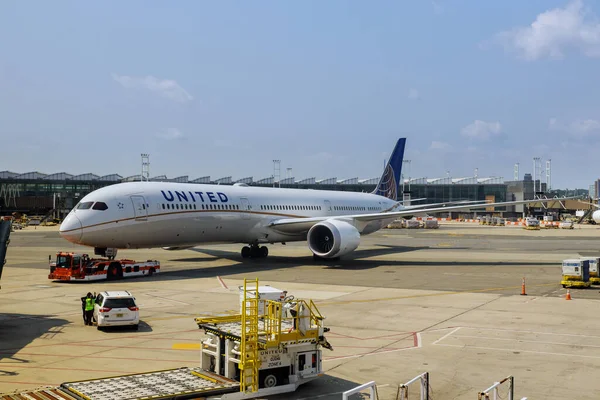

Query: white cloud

[111,74,193,103]
[429,141,452,151]
[549,117,600,136]
[156,128,184,140]
[461,120,502,140]
[495,0,600,60]
[408,88,420,99]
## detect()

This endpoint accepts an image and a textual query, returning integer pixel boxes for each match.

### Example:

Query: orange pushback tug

[48,251,160,281]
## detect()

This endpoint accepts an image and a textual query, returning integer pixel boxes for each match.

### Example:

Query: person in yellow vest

[83,292,95,326]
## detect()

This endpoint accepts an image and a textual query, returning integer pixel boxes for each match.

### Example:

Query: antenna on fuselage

[141,153,150,182]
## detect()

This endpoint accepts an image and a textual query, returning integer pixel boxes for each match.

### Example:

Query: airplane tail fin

[372,138,406,201]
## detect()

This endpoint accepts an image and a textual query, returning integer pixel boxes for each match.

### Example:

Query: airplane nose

[59,213,83,243]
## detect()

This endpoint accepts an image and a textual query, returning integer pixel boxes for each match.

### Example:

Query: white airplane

[59,138,570,260]
[576,199,600,224]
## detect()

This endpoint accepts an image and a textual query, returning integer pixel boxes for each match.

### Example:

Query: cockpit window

[77,202,94,210]
[92,202,108,211]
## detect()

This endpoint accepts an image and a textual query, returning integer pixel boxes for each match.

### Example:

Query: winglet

[372,138,406,201]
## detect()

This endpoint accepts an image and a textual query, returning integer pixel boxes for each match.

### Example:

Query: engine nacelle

[307,220,360,259]
[162,246,196,251]
[593,210,600,224]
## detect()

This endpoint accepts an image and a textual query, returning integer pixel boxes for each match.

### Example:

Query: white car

[94,290,139,330]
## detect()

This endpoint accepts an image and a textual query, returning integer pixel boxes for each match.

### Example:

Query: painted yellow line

[191,370,218,382]
[316,283,559,306]
[172,343,201,350]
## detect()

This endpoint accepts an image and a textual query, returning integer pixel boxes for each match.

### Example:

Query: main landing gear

[241,244,269,259]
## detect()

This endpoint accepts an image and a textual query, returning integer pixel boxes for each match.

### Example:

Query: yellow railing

[194,314,242,325]
[260,298,324,347]
[240,279,259,393]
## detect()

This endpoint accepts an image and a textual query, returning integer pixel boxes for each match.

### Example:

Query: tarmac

[2,222,600,399]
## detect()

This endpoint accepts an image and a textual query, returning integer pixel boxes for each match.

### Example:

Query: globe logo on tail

[375,164,397,201]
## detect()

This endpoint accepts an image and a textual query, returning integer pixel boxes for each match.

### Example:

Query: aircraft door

[324,200,332,215]
[239,197,251,220]
[131,195,148,221]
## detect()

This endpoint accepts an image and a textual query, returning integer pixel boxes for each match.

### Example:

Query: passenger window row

[161,203,241,211]
[259,205,321,211]
[333,205,380,211]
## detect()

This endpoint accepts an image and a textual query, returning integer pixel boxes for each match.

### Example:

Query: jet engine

[307,220,360,259]
[593,210,600,224]
[162,246,196,251]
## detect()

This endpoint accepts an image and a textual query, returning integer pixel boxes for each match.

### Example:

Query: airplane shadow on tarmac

[0,313,69,378]
[107,244,558,283]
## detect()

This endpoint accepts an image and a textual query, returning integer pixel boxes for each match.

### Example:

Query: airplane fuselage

[60,182,399,250]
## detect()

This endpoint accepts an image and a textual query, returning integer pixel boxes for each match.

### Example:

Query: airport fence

[477,375,527,400]
[342,381,377,399]
[396,372,430,400]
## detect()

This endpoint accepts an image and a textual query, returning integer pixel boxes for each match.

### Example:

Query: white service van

[94,290,140,330]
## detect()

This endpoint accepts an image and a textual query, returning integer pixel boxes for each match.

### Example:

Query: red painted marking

[4,365,130,374]
[324,332,420,360]
[330,345,409,350]
[324,344,416,360]
[217,276,228,289]
[0,351,193,363]
[27,343,195,352]
[328,330,414,341]
[0,329,199,352]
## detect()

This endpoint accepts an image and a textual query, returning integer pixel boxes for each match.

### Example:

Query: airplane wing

[401,199,489,210]
[269,196,579,234]
[398,198,427,204]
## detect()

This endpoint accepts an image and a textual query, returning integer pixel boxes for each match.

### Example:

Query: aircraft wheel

[260,246,268,258]
[250,246,260,258]
[241,246,251,258]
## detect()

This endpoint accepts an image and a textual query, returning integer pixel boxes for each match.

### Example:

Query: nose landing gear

[241,244,269,259]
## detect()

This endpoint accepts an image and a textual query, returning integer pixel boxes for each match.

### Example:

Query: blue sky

[1,0,599,188]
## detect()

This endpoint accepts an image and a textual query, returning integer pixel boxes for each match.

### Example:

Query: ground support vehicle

[94,290,140,330]
[582,257,600,285]
[195,279,333,397]
[561,258,592,288]
[559,221,574,229]
[48,251,159,281]
[0,279,332,400]
[524,217,540,230]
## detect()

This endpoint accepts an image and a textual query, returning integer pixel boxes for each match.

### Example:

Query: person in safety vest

[83,292,95,326]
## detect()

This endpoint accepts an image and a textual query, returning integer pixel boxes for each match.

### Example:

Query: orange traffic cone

[566,289,572,300]
[520,277,527,296]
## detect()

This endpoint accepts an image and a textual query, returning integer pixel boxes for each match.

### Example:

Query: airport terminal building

[0,170,585,220]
